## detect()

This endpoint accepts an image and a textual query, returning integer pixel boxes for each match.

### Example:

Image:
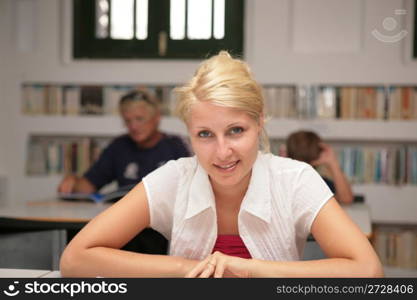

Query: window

[73,0,244,59]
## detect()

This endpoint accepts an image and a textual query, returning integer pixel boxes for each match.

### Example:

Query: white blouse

[143,152,333,261]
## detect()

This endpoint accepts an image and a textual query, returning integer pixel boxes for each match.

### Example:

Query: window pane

[95,0,109,38]
[110,0,134,39]
[213,0,225,39]
[187,0,212,40]
[170,0,186,40]
[136,0,148,40]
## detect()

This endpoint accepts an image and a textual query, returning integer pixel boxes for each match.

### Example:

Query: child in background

[286,130,353,204]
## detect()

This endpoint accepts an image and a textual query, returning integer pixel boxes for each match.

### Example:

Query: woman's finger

[198,262,215,278]
[213,259,225,278]
[185,256,212,278]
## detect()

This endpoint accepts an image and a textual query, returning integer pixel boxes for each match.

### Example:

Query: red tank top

[212,235,252,259]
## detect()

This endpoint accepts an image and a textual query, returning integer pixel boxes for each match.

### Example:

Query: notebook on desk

[58,184,135,203]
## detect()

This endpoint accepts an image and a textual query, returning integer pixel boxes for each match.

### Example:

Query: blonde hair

[175,51,270,152]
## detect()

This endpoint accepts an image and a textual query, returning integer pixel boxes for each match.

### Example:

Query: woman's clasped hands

[185,251,254,278]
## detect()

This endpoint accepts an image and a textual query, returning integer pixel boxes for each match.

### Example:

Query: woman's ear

[259,114,265,131]
[258,114,265,135]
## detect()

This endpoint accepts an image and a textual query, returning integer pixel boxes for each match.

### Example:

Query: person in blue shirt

[57,89,190,254]
[285,130,353,204]
[58,89,191,194]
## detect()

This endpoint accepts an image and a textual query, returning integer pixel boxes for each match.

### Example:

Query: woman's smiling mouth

[213,160,240,172]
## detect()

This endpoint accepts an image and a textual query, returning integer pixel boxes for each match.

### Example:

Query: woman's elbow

[360,258,384,277]
[60,246,82,277]
[369,260,384,278]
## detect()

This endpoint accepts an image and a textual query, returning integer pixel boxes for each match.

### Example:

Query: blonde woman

[60,51,383,278]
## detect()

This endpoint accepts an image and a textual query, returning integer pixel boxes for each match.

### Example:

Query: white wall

[0,0,14,203]
[250,0,417,83]
[2,0,417,203]
[0,2,6,175]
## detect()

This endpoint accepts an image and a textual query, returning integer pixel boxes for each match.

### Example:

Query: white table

[0,200,372,271]
[0,199,111,223]
[0,199,112,270]
[0,199,371,235]
[0,268,52,278]
[40,270,62,278]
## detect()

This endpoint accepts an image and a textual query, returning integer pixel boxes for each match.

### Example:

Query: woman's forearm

[248,257,383,278]
[60,247,199,278]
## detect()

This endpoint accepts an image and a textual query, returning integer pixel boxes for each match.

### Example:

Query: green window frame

[73,0,244,59]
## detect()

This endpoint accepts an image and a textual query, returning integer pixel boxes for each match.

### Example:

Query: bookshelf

[19,83,417,275]
[372,224,417,274]
[18,115,186,136]
[21,116,417,141]
[266,119,417,142]
[18,115,187,202]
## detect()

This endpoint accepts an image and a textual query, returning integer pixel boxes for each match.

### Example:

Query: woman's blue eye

[229,127,244,135]
[198,131,212,138]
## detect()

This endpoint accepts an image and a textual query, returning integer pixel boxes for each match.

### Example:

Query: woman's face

[188,101,261,191]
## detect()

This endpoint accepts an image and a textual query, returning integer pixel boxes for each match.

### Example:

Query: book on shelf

[27,136,111,176]
[348,87,358,119]
[46,140,60,174]
[48,85,64,115]
[373,227,417,269]
[58,184,135,203]
[63,86,81,115]
[408,146,417,184]
[31,85,44,115]
[80,85,104,115]
[103,85,133,115]
[264,86,279,118]
[26,139,47,175]
[335,146,416,185]
[270,139,417,186]
[153,85,175,116]
[387,86,417,120]
[376,86,386,120]
[363,88,377,119]
[21,83,417,120]
[71,142,78,174]
[279,87,297,118]
[317,86,336,119]
[263,86,297,118]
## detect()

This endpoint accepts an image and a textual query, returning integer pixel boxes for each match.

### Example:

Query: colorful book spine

[26,136,111,176]
[372,227,417,269]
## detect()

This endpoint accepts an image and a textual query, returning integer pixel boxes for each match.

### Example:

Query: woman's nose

[215,137,233,161]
